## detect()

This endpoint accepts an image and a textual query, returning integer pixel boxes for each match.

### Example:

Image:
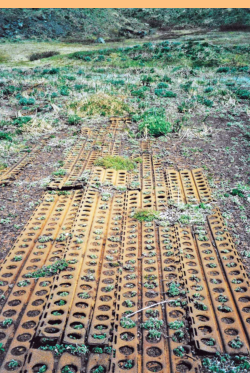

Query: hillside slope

[0,8,250,41]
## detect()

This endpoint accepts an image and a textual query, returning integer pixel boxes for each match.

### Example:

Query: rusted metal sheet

[88,191,125,345]
[158,225,200,373]
[0,192,58,299]
[0,139,48,186]
[208,208,250,348]
[36,177,103,342]
[141,220,169,373]
[0,193,76,357]
[177,225,223,353]
[165,169,212,205]
[23,349,54,373]
[0,191,84,372]
[165,169,185,204]
[0,117,248,373]
[110,190,141,373]
[87,353,110,373]
[192,169,212,203]
[194,225,249,354]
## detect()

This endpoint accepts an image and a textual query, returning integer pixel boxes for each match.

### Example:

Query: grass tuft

[94,155,137,171]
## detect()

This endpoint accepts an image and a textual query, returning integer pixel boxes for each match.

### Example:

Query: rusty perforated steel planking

[0,190,84,372]
[110,190,141,373]
[194,225,249,354]
[87,190,125,345]
[158,225,201,373]
[208,208,250,347]
[141,220,169,373]
[0,139,48,186]
[177,225,223,353]
[0,192,58,300]
[165,169,212,204]
[0,192,76,353]
[36,170,106,341]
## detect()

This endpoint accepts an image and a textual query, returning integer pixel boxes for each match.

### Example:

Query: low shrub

[154,89,176,98]
[29,51,60,61]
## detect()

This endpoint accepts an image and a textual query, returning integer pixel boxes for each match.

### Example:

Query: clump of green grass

[94,155,137,171]
[75,93,130,117]
[133,209,159,222]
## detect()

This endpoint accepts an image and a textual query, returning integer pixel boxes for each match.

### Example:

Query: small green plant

[8,360,19,368]
[120,317,136,329]
[169,320,184,330]
[3,318,13,327]
[228,336,243,349]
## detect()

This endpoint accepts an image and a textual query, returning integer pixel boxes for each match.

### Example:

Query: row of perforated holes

[160,226,196,373]
[142,221,167,373]
[112,191,140,372]
[165,171,185,203]
[180,171,200,204]
[179,227,222,352]
[192,170,211,202]
[88,194,125,344]
[0,195,72,348]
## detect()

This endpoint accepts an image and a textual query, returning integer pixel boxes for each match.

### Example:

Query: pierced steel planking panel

[194,226,249,354]
[0,193,75,351]
[0,139,48,186]
[208,208,250,348]
[88,191,125,345]
[0,191,84,372]
[158,225,200,373]
[110,190,141,373]
[0,192,58,299]
[177,226,223,353]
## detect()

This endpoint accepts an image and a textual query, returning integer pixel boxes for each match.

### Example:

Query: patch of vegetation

[133,209,159,222]
[94,155,137,171]
[25,259,69,278]
[203,352,250,373]
[75,93,130,117]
